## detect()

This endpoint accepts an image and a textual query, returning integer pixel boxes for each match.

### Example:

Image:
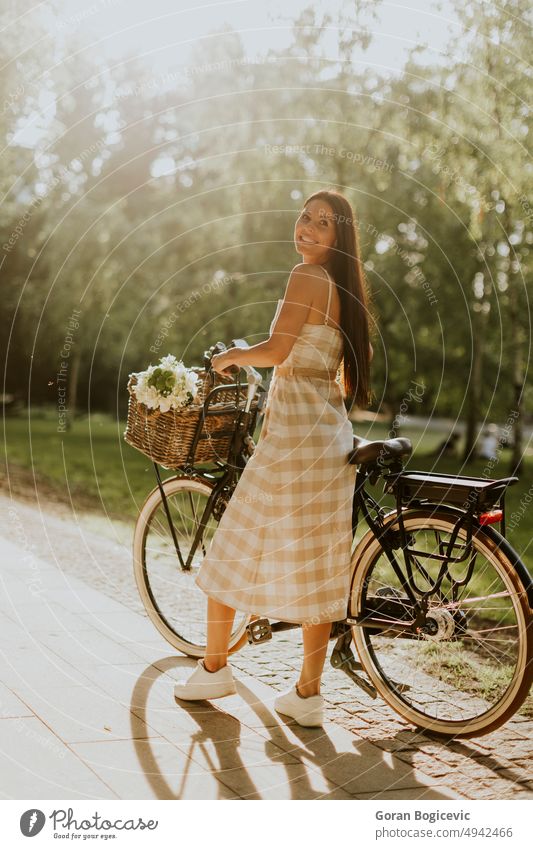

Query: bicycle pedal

[246,617,272,645]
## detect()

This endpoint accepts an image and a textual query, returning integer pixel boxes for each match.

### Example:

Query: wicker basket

[124,367,257,469]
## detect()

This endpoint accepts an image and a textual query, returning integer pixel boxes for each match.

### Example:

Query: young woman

[174,188,373,727]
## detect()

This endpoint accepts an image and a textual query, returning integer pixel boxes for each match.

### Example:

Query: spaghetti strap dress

[195,266,357,624]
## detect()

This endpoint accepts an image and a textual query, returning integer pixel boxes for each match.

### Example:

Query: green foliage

[0,1,530,442]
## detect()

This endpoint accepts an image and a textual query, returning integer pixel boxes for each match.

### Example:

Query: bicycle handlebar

[203,339,263,386]
[203,339,264,414]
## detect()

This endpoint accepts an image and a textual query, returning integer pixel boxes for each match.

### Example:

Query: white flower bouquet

[129,354,200,413]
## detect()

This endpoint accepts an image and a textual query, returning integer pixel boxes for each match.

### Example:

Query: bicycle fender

[481,523,533,610]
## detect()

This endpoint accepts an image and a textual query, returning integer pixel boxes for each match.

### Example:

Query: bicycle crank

[246,617,272,645]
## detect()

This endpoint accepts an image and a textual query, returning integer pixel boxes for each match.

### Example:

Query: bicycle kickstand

[330,629,377,699]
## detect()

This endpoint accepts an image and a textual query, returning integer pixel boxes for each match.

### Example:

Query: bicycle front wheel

[133,475,250,657]
[350,507,532,738]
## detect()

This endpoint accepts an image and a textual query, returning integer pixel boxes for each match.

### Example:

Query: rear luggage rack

[384,470,518,512]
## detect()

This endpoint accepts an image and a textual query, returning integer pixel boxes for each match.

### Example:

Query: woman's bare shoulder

[290,263,328,280]
[288,264,328,298]
[284,264,326,304]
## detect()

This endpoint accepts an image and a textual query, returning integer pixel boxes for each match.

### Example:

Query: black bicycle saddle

[348,434,413,465]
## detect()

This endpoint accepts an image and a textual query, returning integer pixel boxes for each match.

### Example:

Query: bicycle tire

[349,507,532,738]
[133,475,250,657]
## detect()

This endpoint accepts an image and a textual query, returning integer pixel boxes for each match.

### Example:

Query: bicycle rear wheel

[133,475,250,657]
[350,507,532,738]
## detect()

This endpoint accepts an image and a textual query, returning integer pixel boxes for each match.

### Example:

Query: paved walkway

[0,493,531,800]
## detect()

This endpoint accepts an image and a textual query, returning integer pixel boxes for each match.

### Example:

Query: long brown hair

[302,188,373,408]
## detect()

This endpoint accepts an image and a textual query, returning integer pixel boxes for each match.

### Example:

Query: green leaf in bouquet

[147,366,175,397]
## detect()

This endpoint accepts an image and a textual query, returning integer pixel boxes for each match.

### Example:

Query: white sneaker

[274,685,324,727]
[174,660,237,701]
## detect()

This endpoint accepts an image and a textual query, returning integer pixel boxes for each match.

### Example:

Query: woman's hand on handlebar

[211,350,242,377]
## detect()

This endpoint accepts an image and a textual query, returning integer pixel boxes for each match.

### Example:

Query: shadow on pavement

[130,656,456,800]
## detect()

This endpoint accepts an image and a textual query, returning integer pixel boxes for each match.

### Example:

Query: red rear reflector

[479,509,503,525]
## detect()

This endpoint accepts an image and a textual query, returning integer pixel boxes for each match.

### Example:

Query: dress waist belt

[275,365,339,380]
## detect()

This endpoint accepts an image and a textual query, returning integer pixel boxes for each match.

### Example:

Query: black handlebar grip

[203,341,240,376]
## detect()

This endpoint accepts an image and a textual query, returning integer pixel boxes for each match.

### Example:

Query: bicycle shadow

[130,656,342,799]
[129,656,455,799]
[234,696,458,799]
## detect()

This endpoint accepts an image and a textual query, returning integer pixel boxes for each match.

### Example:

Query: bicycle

[132,344,533,738]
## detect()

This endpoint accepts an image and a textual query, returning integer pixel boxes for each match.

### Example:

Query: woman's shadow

[130,655,338,799]
[129,655,453,799]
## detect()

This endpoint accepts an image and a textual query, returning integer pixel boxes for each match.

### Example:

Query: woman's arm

[212,264,321,374]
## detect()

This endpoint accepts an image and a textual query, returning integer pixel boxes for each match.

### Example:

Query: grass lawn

[1,409,531,571]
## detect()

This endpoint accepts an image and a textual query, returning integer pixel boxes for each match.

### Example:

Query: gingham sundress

[195,267,357,624]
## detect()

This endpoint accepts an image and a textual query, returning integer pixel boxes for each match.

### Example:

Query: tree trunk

[509,327,525,477]
[462,304,485,463]
[501,202,525,477]
[67,347,81,430]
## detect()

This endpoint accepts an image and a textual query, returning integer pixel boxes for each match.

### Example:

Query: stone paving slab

[0,716,119,799]
[12,684,155,745]
[0,493,531,800]
[0,681,34,718]
[71,738,240,800]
